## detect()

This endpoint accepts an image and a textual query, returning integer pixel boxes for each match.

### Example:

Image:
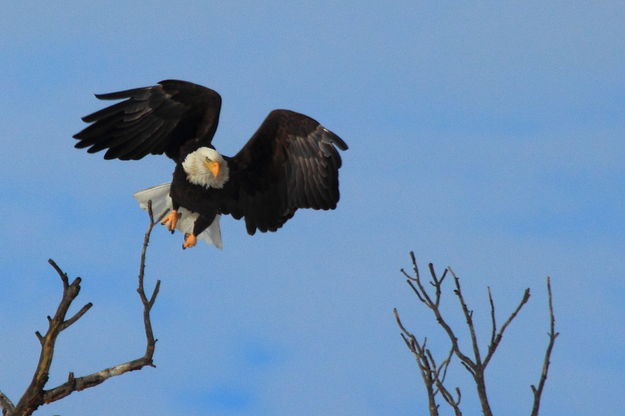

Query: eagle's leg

[182,212,216,250]
[161,209,181,233]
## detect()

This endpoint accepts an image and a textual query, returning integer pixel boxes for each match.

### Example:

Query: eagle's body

[74,80,347,248]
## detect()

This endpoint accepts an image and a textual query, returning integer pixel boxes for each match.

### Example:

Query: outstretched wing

[222,109,348,235]
[73,79,221,161]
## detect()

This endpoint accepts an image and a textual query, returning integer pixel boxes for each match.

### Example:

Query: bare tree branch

[530,276,559,416]
[487,287,497,347]
[393,308,439,416]
[428,263,447,309]
[449,268,483,367]
[5,201,163,416]
[395,253,553,416]
[430,348,462,416]
[11,259,93,415]
[59,303,93,332]
[401,254,476,376]
[483,287,531,368]
[430,347,453,394]
[394,308,463,416]
[447,267,494,416]
[0,391,14,416]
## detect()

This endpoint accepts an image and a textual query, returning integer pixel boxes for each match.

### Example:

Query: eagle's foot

[161,210,181,233]
[182,233,197,249]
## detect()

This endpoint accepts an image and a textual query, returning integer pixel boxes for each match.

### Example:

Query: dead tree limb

[0,391,14,416]
[1,202,164,416]
[530,277,559,416]
[395,252,556,415]
[394,309,462,416]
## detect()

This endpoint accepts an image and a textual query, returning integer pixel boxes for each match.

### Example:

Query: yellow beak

[204,160,220,178]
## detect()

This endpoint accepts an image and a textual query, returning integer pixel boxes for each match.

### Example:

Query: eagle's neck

[182,147,229,189]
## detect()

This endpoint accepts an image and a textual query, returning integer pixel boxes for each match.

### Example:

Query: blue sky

[1,1,624,415]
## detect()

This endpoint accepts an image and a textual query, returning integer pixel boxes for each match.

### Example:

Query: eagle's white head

[182,147,229,189]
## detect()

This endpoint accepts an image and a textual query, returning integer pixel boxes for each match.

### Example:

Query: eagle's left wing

[221,109,348,235]
[74,80,222,162]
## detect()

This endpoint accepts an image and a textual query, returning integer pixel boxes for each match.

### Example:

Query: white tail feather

[133,183,223,249]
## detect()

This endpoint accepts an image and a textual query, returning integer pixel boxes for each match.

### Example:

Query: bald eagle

[74,80,348,249]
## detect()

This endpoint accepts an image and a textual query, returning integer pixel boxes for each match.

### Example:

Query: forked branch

[394,309,462,416]
[1,202,164,416]
[395,252,557,416]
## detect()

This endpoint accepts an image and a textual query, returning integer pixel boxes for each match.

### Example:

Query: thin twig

[395,307,463,416]
[433,370,462,415]
[487,287,496,347]
[428,263,447,308]
[483,288,531,368]
[433,347,454,388]
[449,268,483,369]
[402,255,476,372]
[530,277,559,416]
[448,268,494,416]
[60,303,93,331]
[429,347,463,415]
[394,309,439,416]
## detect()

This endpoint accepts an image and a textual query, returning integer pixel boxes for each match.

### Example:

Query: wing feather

[88,116,163,156]
[107,118,166,160]
[223,109,347,235]
[95,87,151,100]
[74,80,222,161]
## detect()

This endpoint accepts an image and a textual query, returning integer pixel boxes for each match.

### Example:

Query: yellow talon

[161,209,181,232]
[183,233,197,249]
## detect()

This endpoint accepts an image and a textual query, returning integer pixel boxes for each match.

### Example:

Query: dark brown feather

[74,80,222,161]
[220,109,348,235]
